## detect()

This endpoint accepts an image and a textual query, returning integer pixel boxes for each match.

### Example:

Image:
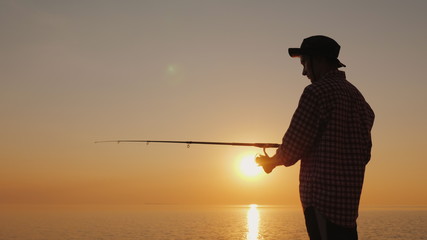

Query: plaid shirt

[276,70,374,228]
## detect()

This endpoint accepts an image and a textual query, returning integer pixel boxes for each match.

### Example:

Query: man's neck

[313,67,338,82]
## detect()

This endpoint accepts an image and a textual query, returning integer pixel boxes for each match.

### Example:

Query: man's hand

[255,154,281,174]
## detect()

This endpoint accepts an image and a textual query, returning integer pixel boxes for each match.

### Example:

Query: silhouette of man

[257,35,374,240]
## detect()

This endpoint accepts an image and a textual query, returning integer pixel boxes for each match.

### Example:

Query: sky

[1,0,426,206]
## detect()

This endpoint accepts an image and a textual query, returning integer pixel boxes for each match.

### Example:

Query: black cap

[288,35,346,67]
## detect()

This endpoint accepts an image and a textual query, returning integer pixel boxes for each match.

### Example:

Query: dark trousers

[304,207,358,240]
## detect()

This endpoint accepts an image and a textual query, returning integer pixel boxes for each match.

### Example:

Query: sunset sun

[239,155,263,177]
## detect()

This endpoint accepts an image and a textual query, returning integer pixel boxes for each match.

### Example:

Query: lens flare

[167,65,176,75]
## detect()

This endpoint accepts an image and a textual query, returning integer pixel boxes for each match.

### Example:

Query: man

[256,35,375,240]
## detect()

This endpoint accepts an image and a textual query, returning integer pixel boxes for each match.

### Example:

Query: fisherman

[256,35,375,240]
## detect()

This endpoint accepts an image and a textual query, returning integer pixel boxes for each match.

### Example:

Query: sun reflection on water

[247,204,260,240]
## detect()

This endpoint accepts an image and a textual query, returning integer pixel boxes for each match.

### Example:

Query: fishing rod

[95,140,280,173]
[95,140,279,151]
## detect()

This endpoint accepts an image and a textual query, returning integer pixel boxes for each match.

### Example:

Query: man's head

[289,35,345,82]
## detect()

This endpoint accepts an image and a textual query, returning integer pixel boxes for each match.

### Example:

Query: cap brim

[289,48,346,68]
[288,48,302,58]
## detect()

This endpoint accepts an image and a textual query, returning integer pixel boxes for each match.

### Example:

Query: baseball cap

[288,35,346,67]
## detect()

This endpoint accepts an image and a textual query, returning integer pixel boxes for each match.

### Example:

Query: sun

[239,155,263,177]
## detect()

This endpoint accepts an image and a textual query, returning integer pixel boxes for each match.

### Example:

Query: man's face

[300,55,313,81]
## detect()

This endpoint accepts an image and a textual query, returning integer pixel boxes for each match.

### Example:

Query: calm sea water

[0,205,426,240]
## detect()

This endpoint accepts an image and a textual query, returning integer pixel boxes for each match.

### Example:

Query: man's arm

[258,86,321,173]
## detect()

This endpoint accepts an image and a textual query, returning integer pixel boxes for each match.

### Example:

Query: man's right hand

[255,154,281,174]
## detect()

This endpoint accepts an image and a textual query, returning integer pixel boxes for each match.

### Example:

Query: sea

[0,205,426,240]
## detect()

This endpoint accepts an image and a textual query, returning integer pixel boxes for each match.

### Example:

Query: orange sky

[1,0,426,206]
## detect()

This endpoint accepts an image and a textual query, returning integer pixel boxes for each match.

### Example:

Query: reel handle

[256,148,274,174]
[263,148,269,158]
